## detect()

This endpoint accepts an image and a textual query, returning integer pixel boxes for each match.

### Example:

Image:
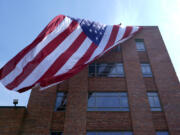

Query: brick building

[0,26,180,135]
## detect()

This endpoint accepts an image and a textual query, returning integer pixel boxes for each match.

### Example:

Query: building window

[111,45,121,52]
[51,132,63,135]
[54,92,67,111]
[141,64,153,77]
[156,131,169,135]
[135,39,145,51]
[87,92,129,111]
[87,131,133,135]
[89,63,124,77]
[147,92,162,111]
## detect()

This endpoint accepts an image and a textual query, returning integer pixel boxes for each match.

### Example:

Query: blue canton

[71,17,107,45]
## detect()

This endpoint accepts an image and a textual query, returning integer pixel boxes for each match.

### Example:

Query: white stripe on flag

[39,81,62,91]
[85,26,113,64]
[98,26,136,56]
[1,17,72,86]
[55,37,92,76]
[114,26,140,46]
[115,25,126,42]
[102,26,127,53]
[12,25,82,91]
[130,26,139,34]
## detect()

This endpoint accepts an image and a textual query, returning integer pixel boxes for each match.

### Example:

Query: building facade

[0,26,180,135]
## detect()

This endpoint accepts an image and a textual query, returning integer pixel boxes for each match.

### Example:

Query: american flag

[0,15,141,93]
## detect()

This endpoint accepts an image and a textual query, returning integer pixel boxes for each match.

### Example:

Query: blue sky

[0,0,180,106]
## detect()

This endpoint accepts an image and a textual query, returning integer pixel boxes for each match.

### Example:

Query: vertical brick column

[63,69,88,135]
[122,38,156,135]
[21,85,57,135]
[144,27,180,135]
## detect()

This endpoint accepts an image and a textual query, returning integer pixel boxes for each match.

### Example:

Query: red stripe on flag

[17,26,142,92]
[18,43,97,92]
[103,25,119,51]
[18,86,34,93]
[36,32,87,83]
[39,43,97,87]
[73,43,97,68]
[39,26,138,89]
[0,15,65,80]
[131,26,142,36]
[122,26,133,39]
[6,21,79,90]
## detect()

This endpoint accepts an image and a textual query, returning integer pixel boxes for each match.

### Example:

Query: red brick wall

[122,36,156,135]
[0,107,25,135]
[87,112,132,131]
[63,69,88,135]
[97,51,123,62]
[21,85,57,135]
[142,26,180,135]
[152,112,168,130]
[88,78,127,91]
[144,78,157,91]
[2,26,178,135]
[51,112,65,131]
[138,51,149,62]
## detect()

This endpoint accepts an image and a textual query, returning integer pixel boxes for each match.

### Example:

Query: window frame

[54,92,67,111]
[87,131,133,135]
[156,131,169,135]
[88,63,125,77]
[147,92,162,111]
[87,92,129,111]
[141,63,153,77]
[51,131,63,135]
[135,39,146,51]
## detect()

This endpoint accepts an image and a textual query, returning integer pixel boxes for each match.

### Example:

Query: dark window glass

[89,63,124,77]
[89,63,96,77]
[141,64,152,77]
[51,132,63,135]
[54,92,67,111]
[87,131,133,135]
[135,39,145,51]
[147,92,162,111]
[88,92,129,111]
[156,131,169,135]
[111,45,121,52]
